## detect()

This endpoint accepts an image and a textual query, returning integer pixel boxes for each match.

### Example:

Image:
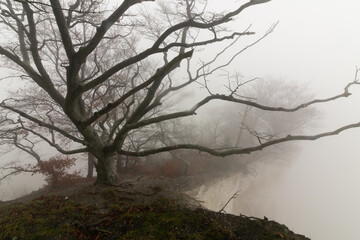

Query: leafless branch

[0,102,85,144]
[219,188,241,213]
[118,121,360,157]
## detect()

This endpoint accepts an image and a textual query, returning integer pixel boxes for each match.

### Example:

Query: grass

[0,185,310,240]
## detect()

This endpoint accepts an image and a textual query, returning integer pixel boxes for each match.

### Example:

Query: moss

[100,188,119,201]
[102,199,236,240]
[0,190,309,240]
[150,184,163,193]
[0,195,98,240]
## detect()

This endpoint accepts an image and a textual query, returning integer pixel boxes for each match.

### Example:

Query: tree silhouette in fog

[0,0,359,185]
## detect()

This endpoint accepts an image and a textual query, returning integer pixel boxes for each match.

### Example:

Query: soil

[0,174,310,240]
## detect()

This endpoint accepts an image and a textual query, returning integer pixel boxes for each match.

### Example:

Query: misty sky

[209,1,360,240]
[1,0,360,239]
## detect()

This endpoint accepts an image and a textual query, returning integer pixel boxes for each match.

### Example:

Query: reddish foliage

[163,159,188,177]
[119,154,214,178]
[38,155,82,188]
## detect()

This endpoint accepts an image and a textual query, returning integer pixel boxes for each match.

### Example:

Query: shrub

[37,156,82,188]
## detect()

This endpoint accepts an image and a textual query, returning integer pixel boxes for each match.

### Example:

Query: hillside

[0,176,310,240]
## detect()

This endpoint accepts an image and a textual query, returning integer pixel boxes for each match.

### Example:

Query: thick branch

[81,50,194,127]
[119,121,360,157]
[80,48,159,93]
[66,0,81,27]
[122,82,358,131]
[158,31,255,52]
[0,46,65,106]
[22,2,65,106]
[80,0,271,94]
[49,0,75,59]
[23,125,88,155]
[76,0,154,67]
[4,0,31,64]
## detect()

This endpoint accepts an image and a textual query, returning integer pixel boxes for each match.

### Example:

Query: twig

[219,188,241,213]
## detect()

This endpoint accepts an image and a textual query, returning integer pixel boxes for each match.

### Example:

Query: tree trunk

[95,154,118,185]
[116,155,125,172]
[87,153,95,178]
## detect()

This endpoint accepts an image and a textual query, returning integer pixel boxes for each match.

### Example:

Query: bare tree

[152,77,318,175]
[0,0,359,186]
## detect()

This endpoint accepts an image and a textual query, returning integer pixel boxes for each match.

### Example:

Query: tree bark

[87,153,95,178]
[116,155,125,172]
[95,154,118,185]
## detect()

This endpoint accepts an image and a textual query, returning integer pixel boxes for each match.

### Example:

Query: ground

[0,175,310,240]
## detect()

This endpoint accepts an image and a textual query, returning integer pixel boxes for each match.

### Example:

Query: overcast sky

[210,1,360,239]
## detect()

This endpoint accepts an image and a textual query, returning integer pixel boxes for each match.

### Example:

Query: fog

[1,0,360,239]
[193,135,360,239]
[191,1,360,239]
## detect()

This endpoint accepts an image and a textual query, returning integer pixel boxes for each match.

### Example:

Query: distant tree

[154,78,317,175]
[204,78,319,172]
[0,0,359,186]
